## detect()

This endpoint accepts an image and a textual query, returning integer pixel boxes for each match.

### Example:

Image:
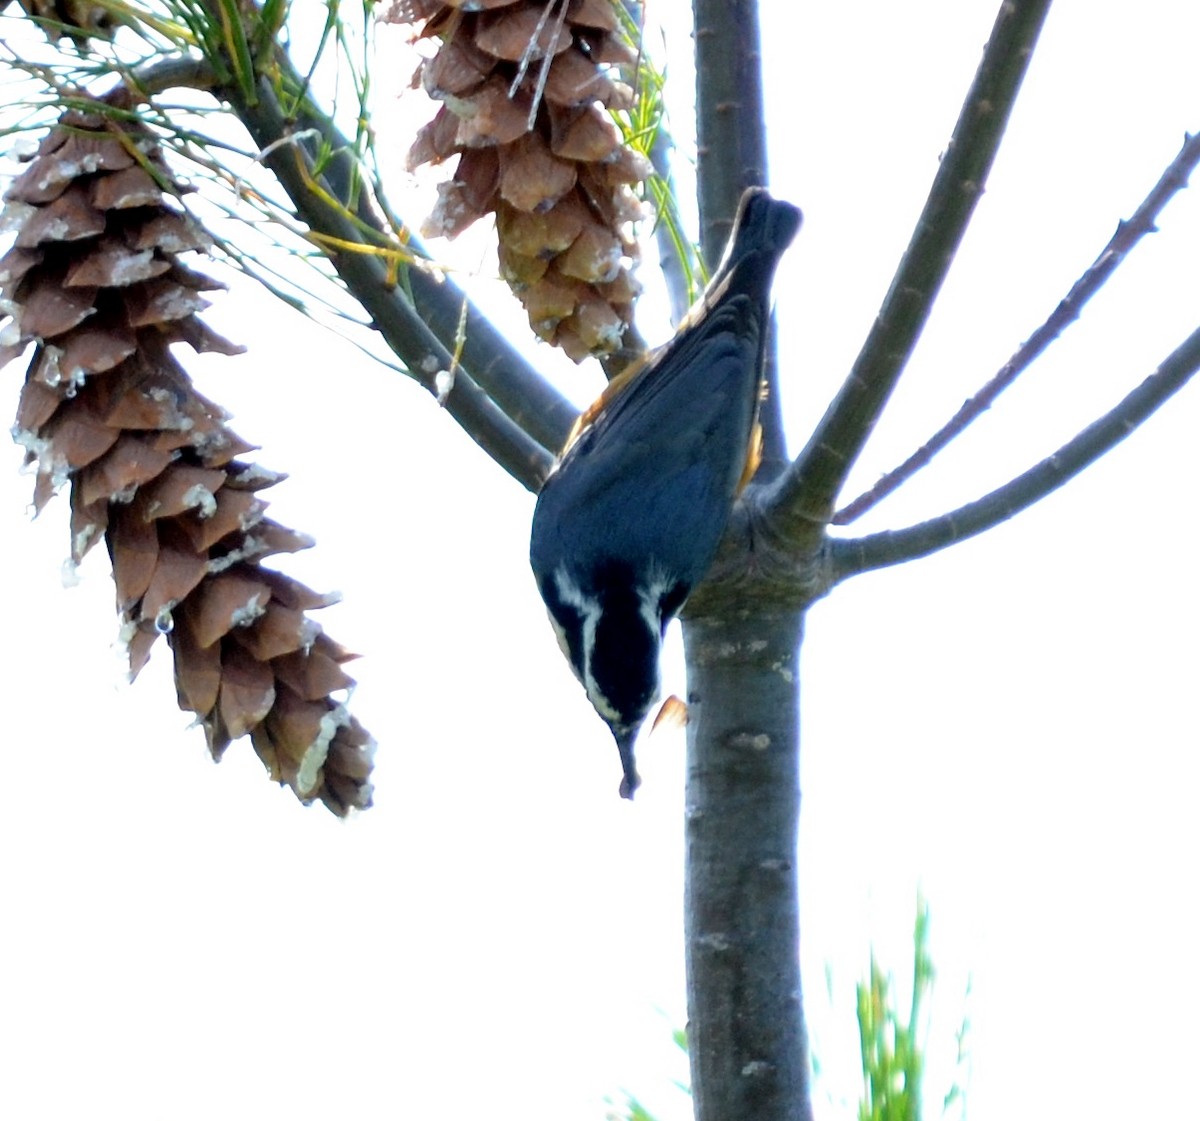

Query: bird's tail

[558,189,800,459]
[707,188,802,309]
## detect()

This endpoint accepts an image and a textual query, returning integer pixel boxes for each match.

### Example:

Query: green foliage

[608,903,969,1121]
[609,902,964,1121]
[606,1023,690,1121]
[608,1098,660,1121]
[856,899,969,1121]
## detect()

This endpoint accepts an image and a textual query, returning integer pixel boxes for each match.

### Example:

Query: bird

[529,188,801,798]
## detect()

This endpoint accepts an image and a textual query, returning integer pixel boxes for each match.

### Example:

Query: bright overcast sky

[3,4,1199,1120]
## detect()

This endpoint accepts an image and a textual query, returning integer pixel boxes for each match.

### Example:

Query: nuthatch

[530,188,801,797]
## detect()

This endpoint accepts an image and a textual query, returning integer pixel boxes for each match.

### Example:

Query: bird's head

[542,562,680,797]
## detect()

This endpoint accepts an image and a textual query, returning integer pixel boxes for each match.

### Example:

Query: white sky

[3,3,1199,1120]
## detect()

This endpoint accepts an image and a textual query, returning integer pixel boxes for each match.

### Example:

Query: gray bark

[683,607,812,1121]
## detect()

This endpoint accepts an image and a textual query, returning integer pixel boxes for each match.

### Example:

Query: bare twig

[765,0,1053,538]
[829,321,1200,579]
[834,129,1200,526]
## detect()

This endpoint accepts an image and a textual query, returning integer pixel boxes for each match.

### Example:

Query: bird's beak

[614,727,641,800]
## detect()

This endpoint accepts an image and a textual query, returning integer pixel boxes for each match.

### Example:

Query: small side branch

[830,322,1200,579]
[834,129,1200,525]
[768,0,1052,537]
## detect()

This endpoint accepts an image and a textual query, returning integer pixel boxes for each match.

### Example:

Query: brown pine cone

[2,106,375,815]
[385,0,651,361]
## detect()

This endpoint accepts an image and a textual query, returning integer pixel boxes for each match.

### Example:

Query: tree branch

[693,0,788,473]
[231,74,556,491]
[768,0,1053,536]
[648,128,696,327]
[272,55,579,456]
[829,322,1200,579]
[693,0,768,257]
[834,129,1200,525]
[116,50,577,477]
[122,56,218,99]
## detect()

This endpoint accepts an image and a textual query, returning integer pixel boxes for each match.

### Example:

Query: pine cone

[386,0,651,361]
[1,107,375,815]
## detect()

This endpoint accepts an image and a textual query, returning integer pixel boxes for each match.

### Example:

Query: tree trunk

[687,4,809,1113]
[683,607,812,1121]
